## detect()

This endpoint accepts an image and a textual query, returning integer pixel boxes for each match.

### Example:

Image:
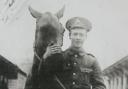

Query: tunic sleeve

[90,58,106,89]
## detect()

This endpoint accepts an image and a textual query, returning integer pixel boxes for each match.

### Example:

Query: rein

[33,43,44,62]
[34,49,43,61]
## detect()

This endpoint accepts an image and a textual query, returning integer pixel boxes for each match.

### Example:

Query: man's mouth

[76,40,81,42]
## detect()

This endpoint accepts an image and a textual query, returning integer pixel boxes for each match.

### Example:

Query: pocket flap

[80,67,93,73]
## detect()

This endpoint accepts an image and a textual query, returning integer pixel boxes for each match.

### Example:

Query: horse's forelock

[36,13,59,29]
[35,24,59,46]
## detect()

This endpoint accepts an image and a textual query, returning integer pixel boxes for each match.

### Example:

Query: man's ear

[69,32,71,39]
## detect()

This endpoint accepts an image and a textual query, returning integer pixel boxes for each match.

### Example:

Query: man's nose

[76,35,81,39]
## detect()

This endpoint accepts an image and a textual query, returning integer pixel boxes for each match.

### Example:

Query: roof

[0,55,27,79]
[103,55,128,75]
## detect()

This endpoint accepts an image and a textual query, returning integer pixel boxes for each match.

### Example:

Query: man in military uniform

[43,17,106,89]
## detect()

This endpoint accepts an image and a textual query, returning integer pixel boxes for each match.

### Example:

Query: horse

[24,6,65,89]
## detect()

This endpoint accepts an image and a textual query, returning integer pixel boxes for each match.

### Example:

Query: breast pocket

[80,67,93,73]
[80,67,93,83]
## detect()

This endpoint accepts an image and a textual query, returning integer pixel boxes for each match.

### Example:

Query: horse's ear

[56,5,65,19]
[28,6,42,18]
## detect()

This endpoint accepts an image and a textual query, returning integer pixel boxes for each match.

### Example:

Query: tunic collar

[66,46,86,56]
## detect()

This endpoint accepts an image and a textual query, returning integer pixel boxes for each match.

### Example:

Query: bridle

[33,23,65,62]
[33,42,45,62]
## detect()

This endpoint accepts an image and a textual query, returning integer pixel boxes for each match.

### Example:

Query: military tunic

[57,47,106,89]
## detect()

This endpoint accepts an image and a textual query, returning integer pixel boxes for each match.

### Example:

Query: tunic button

[74,54,78,58]
[72,82,75,85]
[73,73,76,75]
[68,63,70,66]
[74,62,77,65]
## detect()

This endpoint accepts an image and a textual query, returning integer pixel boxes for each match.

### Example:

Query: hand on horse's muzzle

[43,44,62,59]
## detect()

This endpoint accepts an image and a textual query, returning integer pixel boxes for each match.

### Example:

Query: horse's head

[29,6,65,56]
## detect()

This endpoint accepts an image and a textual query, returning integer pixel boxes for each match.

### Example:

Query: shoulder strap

[87,53,95,57]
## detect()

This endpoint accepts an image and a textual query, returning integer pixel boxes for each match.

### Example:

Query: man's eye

[73,33,78,36]
[80,34,84,37]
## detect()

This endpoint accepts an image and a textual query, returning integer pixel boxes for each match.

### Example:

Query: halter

[33,40,55,62]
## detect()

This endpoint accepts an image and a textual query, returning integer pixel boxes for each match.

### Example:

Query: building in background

[0,55,27,89]
[0,0,32,74]
[103,56,128,89]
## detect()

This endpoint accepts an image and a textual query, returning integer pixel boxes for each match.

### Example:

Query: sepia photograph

[0,0,128,89]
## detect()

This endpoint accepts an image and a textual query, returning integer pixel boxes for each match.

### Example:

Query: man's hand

[43,44,62,59]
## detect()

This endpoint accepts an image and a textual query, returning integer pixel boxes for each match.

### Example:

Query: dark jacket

[24,47,106,89]
[57,47,106,89]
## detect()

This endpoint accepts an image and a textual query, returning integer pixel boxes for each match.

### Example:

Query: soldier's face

[70,28,87,48]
